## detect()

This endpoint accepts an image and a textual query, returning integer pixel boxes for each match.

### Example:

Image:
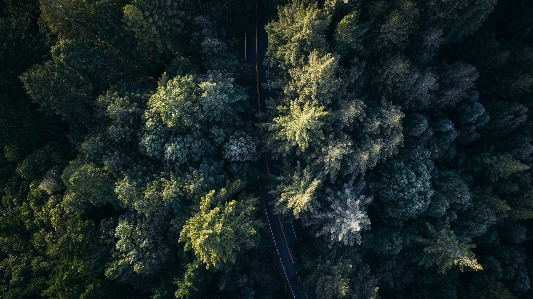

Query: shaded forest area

[1,0,533,298]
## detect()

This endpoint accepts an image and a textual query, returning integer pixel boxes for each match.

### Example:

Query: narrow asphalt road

[245,1,313,299]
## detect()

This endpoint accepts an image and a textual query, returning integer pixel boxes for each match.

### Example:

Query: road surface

[244,1,314,299]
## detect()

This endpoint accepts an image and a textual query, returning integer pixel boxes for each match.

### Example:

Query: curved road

[245,1,314,299]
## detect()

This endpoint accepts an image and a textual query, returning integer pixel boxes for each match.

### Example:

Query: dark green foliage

[2,0,279,298]
[4,0,533,298]
[458,274,515,299]
[369,148,434,221]
[265,0,533,298]
[0,0,59,157]
[415,0,498,45]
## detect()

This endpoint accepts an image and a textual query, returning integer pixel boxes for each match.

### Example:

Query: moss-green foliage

[179,181,262,269]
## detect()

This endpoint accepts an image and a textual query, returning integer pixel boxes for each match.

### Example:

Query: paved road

[244,1,314,299]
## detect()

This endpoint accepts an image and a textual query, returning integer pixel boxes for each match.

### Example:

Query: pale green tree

[147,74,199,130]
[173,261,211,299]
[269,100,328,154]
[286,51,342,106]
[334,10,368,57]
[179,182,262,269]
[273,164,321,219]
[265,0,330,70]
[419,224,483,273]
[314,137,354,182]
[147,71,247,132]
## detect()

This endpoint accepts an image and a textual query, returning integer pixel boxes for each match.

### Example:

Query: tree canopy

[3,0,533,298]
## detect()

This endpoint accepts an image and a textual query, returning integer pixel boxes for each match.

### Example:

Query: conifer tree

[179,182,262,269]
[309,180,372,247]
[419,224,483,273]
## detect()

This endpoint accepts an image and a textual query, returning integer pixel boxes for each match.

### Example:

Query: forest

[1,0,533,298]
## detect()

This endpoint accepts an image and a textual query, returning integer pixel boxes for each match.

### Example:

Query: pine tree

[20,60,94,127]
[415,0,497,45]
[419,224,483,273]
[269,100,328,154]
[273,164,320,218]
[369,148,434,220]
[286,51,342,106]
[122,0,184,54]
[309,180,372,247]
[265,0,330,70]
[333,10,367,58]
[179,183,262,269]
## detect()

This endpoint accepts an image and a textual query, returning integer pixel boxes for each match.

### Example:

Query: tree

[415,0,497,45]
[95,82,148,148]
[372,254,415,294]
[372,0,419,51]
[453,195,498,239]
[0,0,57,156]
[325,100,405,181]
[197,71,248,123]
[273,164,320,218]
[303,256,353,299]
[309,180,372,247]
[20,60,93,126]
[104,213,173,282]
[285,51,343,106]
[49,39,135,91]
[301,247,378,299]
[447,94,488,145]
[435,61,479,110]
[333,10,368,58]
[268,99,328,154]
[61,160,117,207]
[369,148,434,220]
[486,243,531,296]
[43,212,119,299]
[480,100,528,139]
[265,0,330,70]
[147,71,247,132]
[458,274,515,299]
[147,74,200,130]
[466,148,530,183]
[419,224,483,273]
[173,261,211,299]
[179,182,262,269]
[0,171,121,299]
[313,137,354,182]
[122,0,184,55]
[485,0,533,43]
[38,0,95,39]
[222,131,257,162]
[494,134,533,162]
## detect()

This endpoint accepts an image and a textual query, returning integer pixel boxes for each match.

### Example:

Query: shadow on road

[244,1,315,299]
